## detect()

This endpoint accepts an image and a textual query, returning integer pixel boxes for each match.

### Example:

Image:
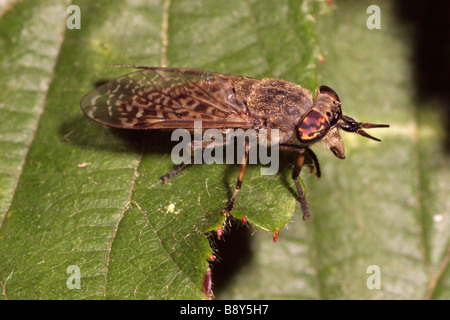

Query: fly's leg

[280,145,316,220]
[160,162,191,183]
[305,148,321,179]
[280,145,321,179]
[292,148,310,220]
[222,141,249,216]
[159,139,213,183]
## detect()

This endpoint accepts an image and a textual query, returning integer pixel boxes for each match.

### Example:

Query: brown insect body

[81,66,389,222]
[234,78,314,146]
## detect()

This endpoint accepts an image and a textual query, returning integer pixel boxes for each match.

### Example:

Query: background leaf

[0,0,449,300]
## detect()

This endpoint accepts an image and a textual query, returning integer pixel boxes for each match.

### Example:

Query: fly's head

[296,86,389,159]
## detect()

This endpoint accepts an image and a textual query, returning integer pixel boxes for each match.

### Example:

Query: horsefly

[81,66,389,222]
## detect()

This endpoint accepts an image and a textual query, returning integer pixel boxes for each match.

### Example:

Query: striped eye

[297,110,330,144]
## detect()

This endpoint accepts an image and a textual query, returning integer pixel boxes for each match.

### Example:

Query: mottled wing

[80,67,254,130]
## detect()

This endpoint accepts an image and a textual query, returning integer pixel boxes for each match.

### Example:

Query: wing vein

[177,71,238,115]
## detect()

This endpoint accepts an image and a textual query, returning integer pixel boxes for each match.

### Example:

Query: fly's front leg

[222,141,249,216]
[292,149,310,220]
[305,148,321,179]
[280,145,317,220]
[280,145,320,179]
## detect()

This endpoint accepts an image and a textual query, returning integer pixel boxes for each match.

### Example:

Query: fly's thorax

[234,78,314,143]
[235,78,314,122]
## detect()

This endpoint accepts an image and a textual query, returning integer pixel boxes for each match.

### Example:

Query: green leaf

[0,0,320,299]
[1,0,448,301]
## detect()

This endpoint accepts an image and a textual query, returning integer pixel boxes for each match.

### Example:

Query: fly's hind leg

[159,139,220,183]
[160,140,194,183]
[160,162,191,184]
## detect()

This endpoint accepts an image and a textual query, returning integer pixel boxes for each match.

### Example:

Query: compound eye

[297,110,330,144]
[319,86,342,126]
[319,85,340,102]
